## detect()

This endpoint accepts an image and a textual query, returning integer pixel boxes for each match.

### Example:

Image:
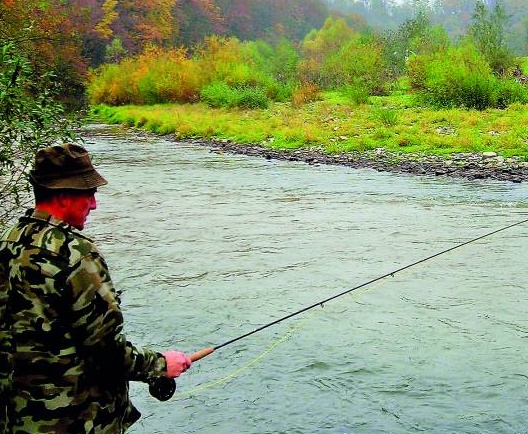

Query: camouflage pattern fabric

[0,209,168,433]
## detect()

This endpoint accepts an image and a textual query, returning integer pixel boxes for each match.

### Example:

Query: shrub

[231,86,269,109]
[494,78,528,108]
[270,38,301,86]
[196,37,262,87]
[266,80,294,102]
[200,81,233,108]
[467,0,513,76]
[291,83,321,107]
[87,62,138,105]
[455,74,496,110]
[406,41,519,110]
[88,46,204,105]
[200,82,269,109]
[195,36,284,103]
[298,17,357,88]
[383,12,451,78]
[299,19,389,95]
[338,84,369,105]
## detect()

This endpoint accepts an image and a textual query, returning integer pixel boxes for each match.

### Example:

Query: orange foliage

[88,46,206,105]
[118,0,175,52]
[0,0,89,95]
[291,82,320,107]
[95,0,118,40]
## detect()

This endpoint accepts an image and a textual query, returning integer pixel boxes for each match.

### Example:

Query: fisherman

[0,143,192,433]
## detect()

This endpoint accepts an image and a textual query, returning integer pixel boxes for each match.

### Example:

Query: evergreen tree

[468,0,513,75]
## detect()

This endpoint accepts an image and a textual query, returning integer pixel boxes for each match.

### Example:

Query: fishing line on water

[173,281,388,399]
[173,216,528,396]
[172,311,315,398]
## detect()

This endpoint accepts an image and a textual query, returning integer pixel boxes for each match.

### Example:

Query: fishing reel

[148,376,177,401]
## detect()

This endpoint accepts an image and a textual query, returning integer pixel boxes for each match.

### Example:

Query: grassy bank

[91,93,528,160]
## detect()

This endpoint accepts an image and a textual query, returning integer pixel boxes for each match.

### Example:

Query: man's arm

[67,252,167,382]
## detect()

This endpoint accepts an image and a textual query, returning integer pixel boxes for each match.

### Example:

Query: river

[83,124,528,434]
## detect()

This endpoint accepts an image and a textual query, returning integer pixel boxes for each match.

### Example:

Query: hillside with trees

[1,0,526,97]
[1,0,528,228]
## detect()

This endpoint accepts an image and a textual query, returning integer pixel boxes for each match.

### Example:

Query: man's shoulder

[1,213,99,266]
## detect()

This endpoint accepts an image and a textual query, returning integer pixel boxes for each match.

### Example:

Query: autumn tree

[267,0,327,43]
[95,0,118,40]
[213,0,255,41]
[174,0,226,47]
[0,0,91,105]
[214,0,327,43]
[115,0,177,53]
[0,1,85,227]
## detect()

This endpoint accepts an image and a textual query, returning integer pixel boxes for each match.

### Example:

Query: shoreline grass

[91,96,528,160]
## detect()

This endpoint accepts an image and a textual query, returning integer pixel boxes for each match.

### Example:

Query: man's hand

[163,351,192,378]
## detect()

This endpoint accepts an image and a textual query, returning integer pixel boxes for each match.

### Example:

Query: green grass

[90,94,528,159]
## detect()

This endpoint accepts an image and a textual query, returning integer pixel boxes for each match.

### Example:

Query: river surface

[82,124,528,434]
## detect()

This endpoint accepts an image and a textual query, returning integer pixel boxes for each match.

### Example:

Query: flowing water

[83,124,528,434]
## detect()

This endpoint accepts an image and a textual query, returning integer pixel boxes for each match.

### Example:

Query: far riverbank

[91,99,528,183]
[202,137,528,183]
[117,131,528,184]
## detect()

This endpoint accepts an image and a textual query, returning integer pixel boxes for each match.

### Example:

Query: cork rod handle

[190,347,215,362]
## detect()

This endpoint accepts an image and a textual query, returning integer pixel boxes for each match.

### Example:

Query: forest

[0,0,527,104]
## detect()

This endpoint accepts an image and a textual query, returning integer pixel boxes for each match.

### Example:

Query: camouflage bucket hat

[29,143,108,190]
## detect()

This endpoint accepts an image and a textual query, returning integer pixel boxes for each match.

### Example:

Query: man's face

[62,189,97,230]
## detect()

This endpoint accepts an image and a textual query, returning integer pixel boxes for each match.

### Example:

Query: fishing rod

[149,216,528,400]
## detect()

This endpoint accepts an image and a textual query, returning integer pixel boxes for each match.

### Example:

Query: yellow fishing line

[173,311,314,399]
[173,279,392,399]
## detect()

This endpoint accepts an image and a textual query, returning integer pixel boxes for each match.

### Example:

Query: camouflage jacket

[0,209,168,433]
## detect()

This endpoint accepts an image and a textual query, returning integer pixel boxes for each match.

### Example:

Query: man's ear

[55,191,72,209]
